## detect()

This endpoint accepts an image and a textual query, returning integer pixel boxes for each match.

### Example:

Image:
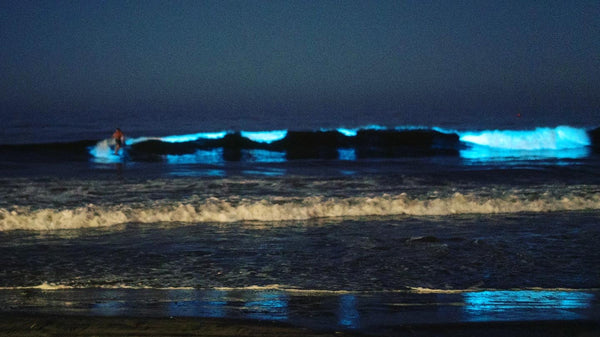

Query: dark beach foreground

[0,314,598,337]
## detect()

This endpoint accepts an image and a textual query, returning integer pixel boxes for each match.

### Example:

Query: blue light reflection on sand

[338,294,360,329]
[90,290,128,316]
[166,290,291,322]
[243,292,288,321]
[463,290,594,322]
[7,288,597,329]
[167,290,227,318]
[91,301,126,315]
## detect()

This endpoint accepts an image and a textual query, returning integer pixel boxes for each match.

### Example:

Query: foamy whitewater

[1,124,599,328]
[2,184,600,231]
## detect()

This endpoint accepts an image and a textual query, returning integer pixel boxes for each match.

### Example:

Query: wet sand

[1,287,599,336]
[0,314,598,337]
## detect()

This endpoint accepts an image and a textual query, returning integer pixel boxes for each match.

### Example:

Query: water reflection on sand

[1,288,597,332]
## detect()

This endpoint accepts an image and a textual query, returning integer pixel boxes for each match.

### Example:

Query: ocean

[1,121,599,333]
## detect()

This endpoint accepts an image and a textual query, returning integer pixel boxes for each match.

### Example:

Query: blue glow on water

[161,131,227,143]
[124,136,152,145]
[169,169,225,177]
[241,169,286,176]
[458,126,591,162]
[89,151,124,164]
[165,149,224,165]
[241,130,287,143]
[459,126,590,150]
[86,125,594,165]
[432,126,458,134]
[88,139,126,163]
[463,290,594,322]
[393,125,430,131]
[244,149,286,163]
[336,125,386,137]
[337,128,359,137]
[460,146,590,163]
[338,148,356,161]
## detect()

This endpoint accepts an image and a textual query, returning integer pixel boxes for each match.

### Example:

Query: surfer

[112,128,125,155]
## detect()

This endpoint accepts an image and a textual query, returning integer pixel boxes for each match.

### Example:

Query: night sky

[1,1,599,134]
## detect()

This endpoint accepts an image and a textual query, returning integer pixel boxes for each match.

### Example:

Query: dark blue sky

[1,1,599,132]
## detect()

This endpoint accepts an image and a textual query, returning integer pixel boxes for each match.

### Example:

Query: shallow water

[1,211,599,291]
[1,125,599,332]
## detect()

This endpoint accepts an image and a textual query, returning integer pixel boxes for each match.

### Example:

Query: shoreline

[1,288,598,335]
[0,313,598,337]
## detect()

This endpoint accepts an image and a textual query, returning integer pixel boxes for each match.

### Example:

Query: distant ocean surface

[1,118,599,330]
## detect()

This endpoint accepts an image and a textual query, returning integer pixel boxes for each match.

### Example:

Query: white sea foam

[1,190,599,231]
[88,139,121,162]
[0,282,195,291]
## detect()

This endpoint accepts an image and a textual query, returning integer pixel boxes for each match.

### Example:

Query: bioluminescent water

[1,122,599,333]
[80,125,598,165]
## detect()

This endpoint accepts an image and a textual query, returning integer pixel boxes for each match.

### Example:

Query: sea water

[0,122,599,331]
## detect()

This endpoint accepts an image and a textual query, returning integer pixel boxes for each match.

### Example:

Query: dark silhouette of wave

[1,126,597,163]
[126,129,461,161]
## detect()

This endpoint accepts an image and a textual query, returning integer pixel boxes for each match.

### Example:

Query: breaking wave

[459,126,590,150]
[3,125,598,164]
[2,191,599,231]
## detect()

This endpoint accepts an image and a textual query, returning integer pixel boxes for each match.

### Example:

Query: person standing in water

[112,128,125,155]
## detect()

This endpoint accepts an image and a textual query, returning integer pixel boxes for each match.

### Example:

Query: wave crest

[2,191,599,231]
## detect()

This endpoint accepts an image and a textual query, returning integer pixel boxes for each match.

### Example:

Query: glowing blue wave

[88,139,125,163]
[458,126,591,162]
[87,125,594,164]
[336,125,386,137]
[241,130,287,143]
[161,131,227,143]
[459,126,590,150]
